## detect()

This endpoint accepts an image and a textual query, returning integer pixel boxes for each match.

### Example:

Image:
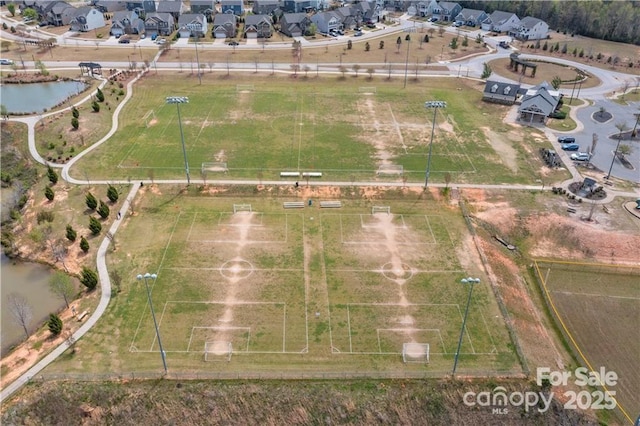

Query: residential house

[91,0,127,13]
[413,1,429,17]
[279,13,311,37]
[144,12,175,37]
[177,13,207,38]
[518,81,561,123]
[69,6,105,31]
[482,80,520,105]
[311,11,341,34]
[220,0,244,15]
[481,10,519,33]
[351,1,378,24]
[125,0,156,14]
[253,0,280,15]
[431,1,461,22]
[454,8,487,27]
[244,14,273,38]
[42,1,73,26]
[512,16,548,41]
[283,0,311,13]
[157,0,186,21]
[190,0,214,14]
[212,13,237,38]
[110,10,143,36]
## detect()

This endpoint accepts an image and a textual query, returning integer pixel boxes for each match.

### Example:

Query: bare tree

[588,133,598,167]
[366,67,375,80]
[352,64,361,77]
[8,293,33,339]
[49,271,75,309]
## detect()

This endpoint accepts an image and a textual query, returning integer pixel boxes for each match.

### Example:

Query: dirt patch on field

[480,127,519,173]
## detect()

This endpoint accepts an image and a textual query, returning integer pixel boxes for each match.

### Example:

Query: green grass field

[71,75,565,185]
[46,189,519,377]
[535,260,640,424]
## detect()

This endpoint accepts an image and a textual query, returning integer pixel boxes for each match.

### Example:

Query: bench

[77,310,89,321]
[280,172,300,178]
[566,207,577,213]
[302,172,323,178]
[283,201,305,209]
[320,201,342,208]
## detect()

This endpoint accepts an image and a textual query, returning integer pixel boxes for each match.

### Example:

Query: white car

[571,152,591,161]
[0,59,14,65]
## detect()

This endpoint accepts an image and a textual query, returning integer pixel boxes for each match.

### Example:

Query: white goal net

[377,164,403,176]
[372,206,391,215]
[233,204,252,213]
[201,162,228,173]
[204,341,232,362]
[402,342,429,363]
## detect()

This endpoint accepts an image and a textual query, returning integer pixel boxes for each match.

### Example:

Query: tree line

[460,0,640,45]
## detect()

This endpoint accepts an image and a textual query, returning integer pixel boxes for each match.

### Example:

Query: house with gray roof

[454,8,487,27]
[69,6,105,31]
[244,15,273,38]
[125,0,155,13]
[91,0,127,13]
[431,1,461,22]
[212,13,237,38]
[157,0,185,20]
[144,12,174,37]
[311,11,342,34]
[111,10,143,36]
[190,0,214,15]
[178,13,207,38]
[253,0,280,15]
[481,10,519,33]
[512,16,549,41]
[220,0,244,15]
[279,12,311,37]
[283,0,311,13]
[518,81,562,123]
[482,80,520,105]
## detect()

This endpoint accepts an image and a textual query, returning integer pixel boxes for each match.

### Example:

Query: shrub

[66,224,77,242]
[36,210,55,224]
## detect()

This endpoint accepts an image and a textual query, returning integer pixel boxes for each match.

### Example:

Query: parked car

[428,17,438,22]
[151,34,158,41]
[336,29,344,35]
[453,22,462,27]
[366,23,376,29]
[228,41,239,46]
[118,38,130,44]
[561,143,580,151]
[558,136,576,143]
[571,152,591,161]
[354,31,363,37]
[498,41,510,49]
[0,59,14,65]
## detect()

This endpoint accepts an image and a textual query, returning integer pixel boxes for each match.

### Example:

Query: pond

[0,254,66,357]
[0,80,87,114]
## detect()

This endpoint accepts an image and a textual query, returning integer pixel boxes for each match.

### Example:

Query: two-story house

[481,10,519,33]
[253,0,280,15]
[220,0,244,15]
[512,16,549,41]
[126,0,156,14]
[279,12,311,37]
[144,12,175,37]
[190,0,214,15]
[311,11,341,35]
[110,10,143,36]
[431,1,461,22]
[157,0,185,21]
[177,13,207,38]
[212,13,237,38]
[69,6,105,31]
[91,0,127,13]
[283,0,311,13]
[454,8,487,27]
[244,14,273,39]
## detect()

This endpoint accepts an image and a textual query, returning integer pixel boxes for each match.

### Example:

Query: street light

[136,273,168,374]
[605,123,629,180]
[452,277,480,377]
[165,96,190,185]
[424,101,446,188]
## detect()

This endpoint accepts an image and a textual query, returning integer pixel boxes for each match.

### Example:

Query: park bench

[283,201,305,209]
[320,201,342,208]
[302,172,323,178]
[280,172,300,178]
[77,310,89,321]
[566,207,577,214]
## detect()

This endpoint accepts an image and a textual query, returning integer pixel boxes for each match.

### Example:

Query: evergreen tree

[89,216,102,235]
[66,224,77,242]
[424,34,429,43]
[47,313,63,335]
[44,186,54,201]
[47,165,58,185]
[97,200,110,219]
[91,101,100,112]
[96,87,105,102]
[461,35,468,47]
[72,107,79,119]
[379,40,384,49]
[85,192,98,210]
[80,267,98,290]
[71,117,79,130]
[107,185,119,203]
[80,236,89,253]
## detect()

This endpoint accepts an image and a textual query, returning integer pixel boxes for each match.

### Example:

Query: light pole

[424,101,446,188]
[165,96,190,184]
[606,123,628,180]
[137,273,168,374]
[452,277,480,377]
[403,28,414,89]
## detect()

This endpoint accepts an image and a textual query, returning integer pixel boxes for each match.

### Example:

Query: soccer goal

[358,86,377,94]
[204,341,232,362]
[142,110,156,127]
[402,343,430,364]
[236,84,255,92]
[233,204,252,213]
[201,162,228,174]
[376,164,404,176]
[372,205,391,215]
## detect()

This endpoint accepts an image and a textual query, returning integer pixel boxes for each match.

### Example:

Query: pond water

[0,80,86,114]
[0,254,65,357]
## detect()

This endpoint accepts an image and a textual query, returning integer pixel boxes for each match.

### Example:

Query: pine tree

[47,165,58,185]
[106,185,119,203]
[92,101,100,112]
[85,192,98,210]
[97,200,110,219]
[71,117,79,130]
[47,313,63,335]
[80,267,98,290]
[96,87,105,102]
[72,107,79,119]
[80,236,89,252]
[89,216,102,235]
[44,186,54,201]
[66,224,77,242]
